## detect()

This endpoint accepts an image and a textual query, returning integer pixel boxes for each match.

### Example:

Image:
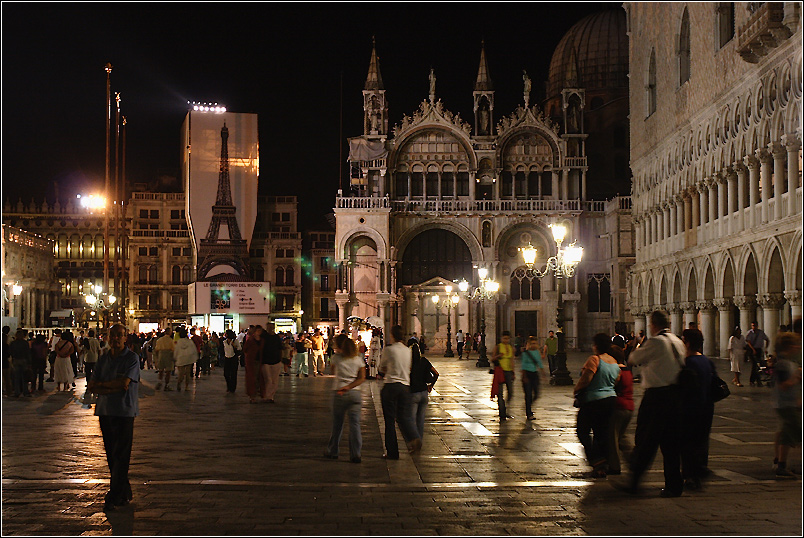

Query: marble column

[757,149,772,224]
[734,295,757,332]
[714,298,732,360]
[669,303,683,336]
[377,298,389,336]
[784,136,801,217]
[784,290,801,322]
[681,302,697,330]
[552,171,560,200]
[561,169,569,200]
[745,155,760,227]
[734,161,747,231]
[726,168,737,235]
[697,301,717,358]
[716,173,727,236]
[759,293,786,354]
[335,290,349,331]
[633,308,646,338]
[708,178,718,228]
[770,142,786,220]
[698,182,708,241]
[663,203,671,243]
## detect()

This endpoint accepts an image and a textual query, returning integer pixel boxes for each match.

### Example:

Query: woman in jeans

[573,332,621,478]
[408,342,439,440]
[323,334,366,463]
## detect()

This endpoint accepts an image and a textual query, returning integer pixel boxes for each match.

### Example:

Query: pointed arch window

[647,49,657,117]
[678,8,691,86]
[275,266,285,287]
[285,266,295,287]
[172,265,181,285]
[716,3,735,49]
[587,273,611,313]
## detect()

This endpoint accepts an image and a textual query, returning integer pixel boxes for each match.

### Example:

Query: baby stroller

[758,354,775,387]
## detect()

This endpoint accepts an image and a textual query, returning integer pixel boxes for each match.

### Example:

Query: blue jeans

[380,382,419,458]
[408,391,429,439]
[327,390,362,459]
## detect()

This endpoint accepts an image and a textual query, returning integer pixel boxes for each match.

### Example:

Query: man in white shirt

[378,325,421,459]
[456,330,465,359]
[617,310,686,498]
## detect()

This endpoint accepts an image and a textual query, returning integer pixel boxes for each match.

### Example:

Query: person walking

[728,327,747,387]
[9,329,33,397]
[408,341,439,441]
[260,327,283,403]
[53,330,76,392]
[678,328,715,491]
[378,325,421,459]
[746,321,770,387]
[242,326,263,403]
[456,330,465,359]
[222,330,241,394]
[771,332,802,478]
[198,333,214,376]
[615,310,686,497]
[324,334,366,463]
[607,350,634,476]
[30,333,49,393]
[367,328,382,379]
[574,333,620,478]
[154,328,175,391]
[173,327,198,393]
[86,324,140,512]
[521,336,546,420]
[491,331,516,421]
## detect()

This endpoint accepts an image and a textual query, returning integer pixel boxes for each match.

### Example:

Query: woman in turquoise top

[573,333,621,478]
[520,336,547,420]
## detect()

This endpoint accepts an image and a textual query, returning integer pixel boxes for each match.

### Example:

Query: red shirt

[614,368,634,411]
[191,334,203,354]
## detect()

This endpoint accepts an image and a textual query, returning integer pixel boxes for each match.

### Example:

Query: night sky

[2,2,604,230]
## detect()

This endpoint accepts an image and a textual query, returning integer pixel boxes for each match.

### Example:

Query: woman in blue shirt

[520,336,546,420]
[573,333,621,478]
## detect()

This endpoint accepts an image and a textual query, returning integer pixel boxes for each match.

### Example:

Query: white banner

[188,282,271,314]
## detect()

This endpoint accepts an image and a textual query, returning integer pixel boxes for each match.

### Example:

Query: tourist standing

[324,333,366,463]
[9,329,32,397]
[378,325,421,458]
[520,336,546,420]
[154,328,175,391]
[574,333,620,478]
[456,330,465,359]
[222,330,241,394]
[30,333,49,393]
[46,328,62,382]
[408,341,439,440]
[679,328,715,491]
[86,324,139,512]
[543,331,558,375]
[367,328,382,379]
[293,333,309,377]
[242,326,263,403]
[771,332,802,478]
[310,328,326,376]
[260,327,283,403]
[728,327,747,387]
[173,327,198,393]
[746,321,770,387]
[53,330,76,392]
[83,330,101,385]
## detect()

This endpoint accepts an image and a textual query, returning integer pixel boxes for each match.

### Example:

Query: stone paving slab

[2,351,802,535]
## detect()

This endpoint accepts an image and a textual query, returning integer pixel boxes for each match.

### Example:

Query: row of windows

[508,270,611,313]
[500,171,553,198]
[395,171,471,197]
[645,4,735,117]
[137,209,187,220]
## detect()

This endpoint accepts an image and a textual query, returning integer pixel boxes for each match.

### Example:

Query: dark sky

[2,1,605,230]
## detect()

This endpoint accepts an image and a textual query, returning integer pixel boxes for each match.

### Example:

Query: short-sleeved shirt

[520,349,544,372]
[545,337,558,356]
[92,347,140,418]
[496,343,514,371]
[331,353,364,393]
[580,355,619,403]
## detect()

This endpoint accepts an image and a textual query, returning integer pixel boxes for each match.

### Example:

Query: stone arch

[658,272,667,306]
[394,220,482,264]
[647,273,655,307]
[721,255,736,299]
[790,230,803,292]
[338,226,388,262]
[743,250,759,298]
[685,263,699,302]
[763,241,786,294]
[494,219,558,268]
[389,124,478,171]
[703,260,716,301]
[672,268,683,304]
[495,125,563,169]
[785,100,800,134]
[398,228,474,286]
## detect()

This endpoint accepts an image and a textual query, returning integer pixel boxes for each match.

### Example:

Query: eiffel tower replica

[196,121,250,280]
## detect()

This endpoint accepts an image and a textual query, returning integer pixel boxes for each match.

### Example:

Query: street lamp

[4,282,23,321]
[457,268,500,368]
[431,285,461,357]
[84,284,116,331]
[519,222,584,385]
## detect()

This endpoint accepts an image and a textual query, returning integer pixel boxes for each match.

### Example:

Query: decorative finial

[429,67,436,103]
[523,70,531,107]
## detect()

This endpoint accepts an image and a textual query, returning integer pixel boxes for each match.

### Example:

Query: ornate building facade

[334,10,634,351]
[625,2,802,358]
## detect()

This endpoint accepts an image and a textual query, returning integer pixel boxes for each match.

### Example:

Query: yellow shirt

[497,343,514,371]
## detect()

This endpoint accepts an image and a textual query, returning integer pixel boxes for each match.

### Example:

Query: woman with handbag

[53,330,76,392]
[323,334,366,463]
[573,333,621,478]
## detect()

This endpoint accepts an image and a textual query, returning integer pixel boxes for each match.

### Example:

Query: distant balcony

[131,229,189,238]
[737,2,793,63]
[336,195,630,214]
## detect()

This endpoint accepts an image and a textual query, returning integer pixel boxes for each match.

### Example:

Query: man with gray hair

[615,310,686,497]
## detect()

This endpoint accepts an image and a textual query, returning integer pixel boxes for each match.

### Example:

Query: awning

[348,138,388,162]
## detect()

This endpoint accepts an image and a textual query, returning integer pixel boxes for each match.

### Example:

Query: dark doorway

[477,183,493,199]
[515,310,538,340]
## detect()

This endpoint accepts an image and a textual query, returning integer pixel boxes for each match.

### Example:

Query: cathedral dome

[546,9,628,99]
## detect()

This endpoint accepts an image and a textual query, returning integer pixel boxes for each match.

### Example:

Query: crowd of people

[3,313,800,495]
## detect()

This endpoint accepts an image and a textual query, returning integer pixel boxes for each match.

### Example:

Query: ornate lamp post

[431,285,460,357]
[519,223,584,385]
[457,267,499,368]
[84,284,116,332]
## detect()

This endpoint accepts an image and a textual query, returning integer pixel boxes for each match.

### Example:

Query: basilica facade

[626,2,802,359]
[334,10,634,352]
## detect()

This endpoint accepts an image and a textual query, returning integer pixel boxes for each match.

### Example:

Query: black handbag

[710,372,730,402]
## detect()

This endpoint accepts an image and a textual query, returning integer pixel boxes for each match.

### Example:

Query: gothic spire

[364,36,384,91]
[474,40,493,91]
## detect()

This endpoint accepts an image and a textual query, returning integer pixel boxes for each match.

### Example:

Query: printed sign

[188,282,270,314]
